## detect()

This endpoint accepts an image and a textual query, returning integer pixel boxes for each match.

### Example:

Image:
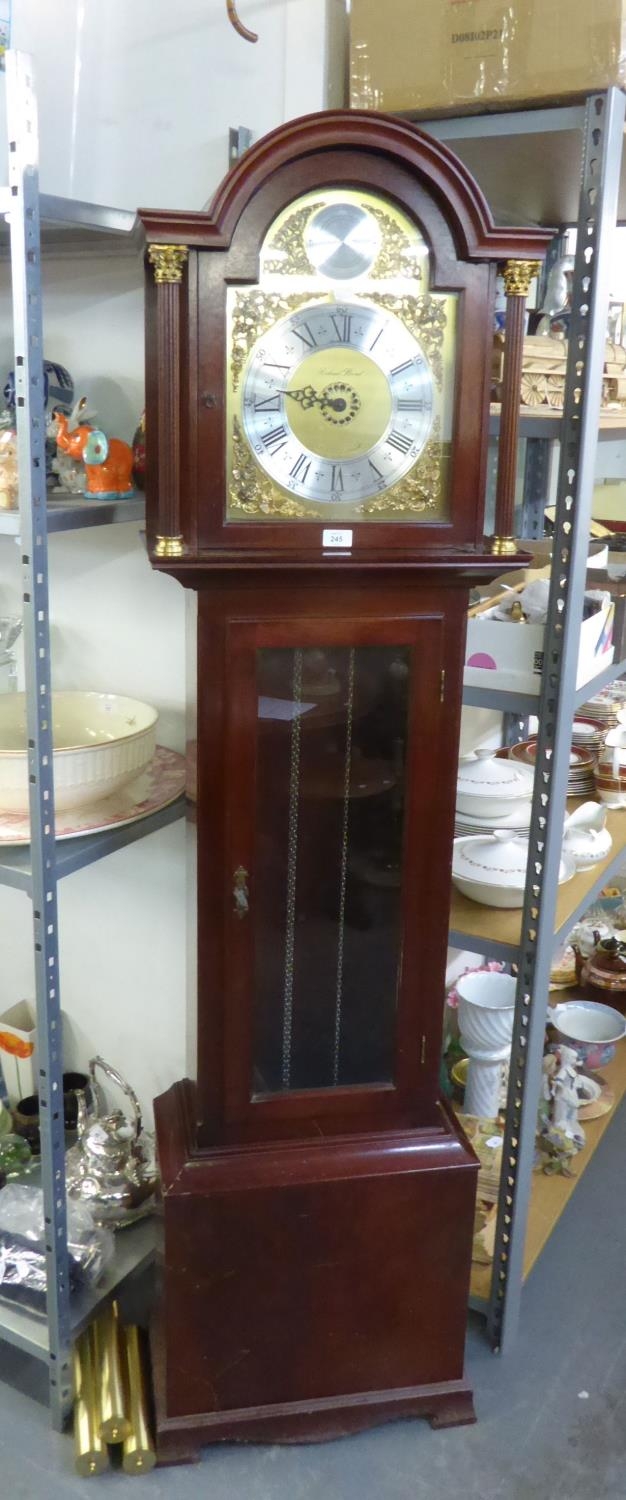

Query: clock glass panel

[252,642,411,1096]
[226,190,458,524]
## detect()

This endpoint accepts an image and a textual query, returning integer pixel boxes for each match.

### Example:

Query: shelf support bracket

[6,50,72,1428]
[487,87,626,1356]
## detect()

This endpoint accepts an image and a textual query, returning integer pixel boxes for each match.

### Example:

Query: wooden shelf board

[450,801,626,957]
[470,1039,626,1303]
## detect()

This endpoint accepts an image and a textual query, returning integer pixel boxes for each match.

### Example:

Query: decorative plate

[0,746,186,845]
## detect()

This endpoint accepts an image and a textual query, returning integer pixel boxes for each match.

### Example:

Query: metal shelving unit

[422,93,626,1352]
[0,53,174,1427]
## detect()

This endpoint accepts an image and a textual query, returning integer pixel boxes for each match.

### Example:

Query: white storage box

[464,592,614,696]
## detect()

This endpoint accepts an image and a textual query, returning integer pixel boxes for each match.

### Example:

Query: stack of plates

[454,801,532,837]
[578,682,626,731]
[509,739,595,797]
[572,719,603,751]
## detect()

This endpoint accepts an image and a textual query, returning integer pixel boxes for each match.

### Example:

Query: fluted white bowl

[456,971,517,1053]
[0,692,158,812]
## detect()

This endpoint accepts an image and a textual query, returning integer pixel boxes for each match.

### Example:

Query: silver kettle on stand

[65,1056,158,1229]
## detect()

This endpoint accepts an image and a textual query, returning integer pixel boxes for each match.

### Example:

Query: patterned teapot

[65,1056,158,1228]
[580,935,626,994]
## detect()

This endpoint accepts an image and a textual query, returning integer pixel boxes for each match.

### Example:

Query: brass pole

[94,1302,131,1444]
[121,1324,157,1475]
[72,1333,109,1477]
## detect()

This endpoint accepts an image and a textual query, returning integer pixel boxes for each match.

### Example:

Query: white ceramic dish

[0,692,158,812]
[452,833,576,908]
[456,750,533,818]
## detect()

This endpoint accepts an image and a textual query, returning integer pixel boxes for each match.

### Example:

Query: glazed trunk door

[222,613,447,1130]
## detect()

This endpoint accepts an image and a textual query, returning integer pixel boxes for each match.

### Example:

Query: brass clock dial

[226,189,457,524]
[241,299,434,506]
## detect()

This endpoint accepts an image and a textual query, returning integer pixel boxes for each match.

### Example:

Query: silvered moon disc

[305,203,381,282]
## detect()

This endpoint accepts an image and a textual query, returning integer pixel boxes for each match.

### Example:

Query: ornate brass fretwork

[229,417,324,518]
[230,290,313,390]
[147,245,189,285]
[369,206,423,281]
[367,292,447,384]
[358,421,444,516]
[264,203,324,276]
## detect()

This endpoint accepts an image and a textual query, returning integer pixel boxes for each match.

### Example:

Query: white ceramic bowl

[456,750,533,819]
[452,833,576,909]
[456,971,517,1053]
[0,692,158,813]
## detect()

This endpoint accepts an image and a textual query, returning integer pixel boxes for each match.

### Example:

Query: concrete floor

[0,1103,624,1499]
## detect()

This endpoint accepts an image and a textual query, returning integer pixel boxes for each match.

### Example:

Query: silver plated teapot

[65,1056,158,1229]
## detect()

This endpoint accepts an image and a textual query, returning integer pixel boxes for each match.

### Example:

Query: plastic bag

[0,1184,114,1312]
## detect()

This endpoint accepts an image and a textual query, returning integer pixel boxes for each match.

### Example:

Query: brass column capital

[148,244,189,285]
[501,259,541,297]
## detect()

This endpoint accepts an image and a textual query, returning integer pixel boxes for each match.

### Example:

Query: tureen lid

[453,831,574,887]
[457,750,533,800]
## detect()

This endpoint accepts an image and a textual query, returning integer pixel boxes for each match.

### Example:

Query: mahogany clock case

[139,110,549,1457]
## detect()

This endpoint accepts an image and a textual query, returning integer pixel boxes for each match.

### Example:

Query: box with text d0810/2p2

[350,0,626,115]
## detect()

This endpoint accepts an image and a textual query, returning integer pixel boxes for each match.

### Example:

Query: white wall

[0,2,332,1123]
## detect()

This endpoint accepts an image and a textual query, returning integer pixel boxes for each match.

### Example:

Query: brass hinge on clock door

[440,669,446,702]
[421,1035,427,1065]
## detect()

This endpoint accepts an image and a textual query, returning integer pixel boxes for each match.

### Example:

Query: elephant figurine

[52,402,135,498]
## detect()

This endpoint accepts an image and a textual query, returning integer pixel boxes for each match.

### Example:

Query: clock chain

[281,647,303,1090]
[332,647,356,1087]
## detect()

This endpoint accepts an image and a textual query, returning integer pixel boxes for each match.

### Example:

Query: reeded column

[147,243,189,559]
[492,259,541,556]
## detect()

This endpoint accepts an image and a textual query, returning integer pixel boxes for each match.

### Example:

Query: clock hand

[281,386,349,413]
[281,385,322,410]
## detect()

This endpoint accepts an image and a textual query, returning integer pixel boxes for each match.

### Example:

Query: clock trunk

[139,107,551,1460]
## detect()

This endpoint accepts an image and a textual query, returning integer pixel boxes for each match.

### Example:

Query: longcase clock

[139,111,550,1461]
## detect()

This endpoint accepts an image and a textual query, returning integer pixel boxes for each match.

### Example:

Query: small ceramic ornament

[52,397,135,499]
[0,429,18,510]
[540,1044,598,1164]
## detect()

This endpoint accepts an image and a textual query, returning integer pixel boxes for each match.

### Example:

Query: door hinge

[421,1034,426,1065]
[440,669,445,702]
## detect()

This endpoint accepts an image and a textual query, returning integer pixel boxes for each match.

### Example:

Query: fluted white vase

[456,972,516,1119]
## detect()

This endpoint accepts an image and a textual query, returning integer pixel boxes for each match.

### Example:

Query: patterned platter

[0,746,186,846]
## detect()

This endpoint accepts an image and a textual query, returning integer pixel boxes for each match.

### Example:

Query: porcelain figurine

[52,400,135,499]
[541,1044,590,1158]
[5,359,74,484]
[0,430,19,510]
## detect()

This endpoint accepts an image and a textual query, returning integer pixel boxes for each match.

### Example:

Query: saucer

[0,746,186,845]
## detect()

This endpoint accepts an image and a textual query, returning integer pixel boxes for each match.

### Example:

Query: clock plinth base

[152,1080,478,1461]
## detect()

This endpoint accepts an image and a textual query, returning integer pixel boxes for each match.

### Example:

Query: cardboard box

[350,0,626,115]
[464,589,614,695]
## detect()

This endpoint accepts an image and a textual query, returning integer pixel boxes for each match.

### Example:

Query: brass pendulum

[73,1332,109,1477]
[94,1301,131,1444]
[121,1324,157,1474]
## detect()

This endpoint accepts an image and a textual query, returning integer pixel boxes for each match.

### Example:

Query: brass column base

[490,535,519,558]
[154,535,184,559]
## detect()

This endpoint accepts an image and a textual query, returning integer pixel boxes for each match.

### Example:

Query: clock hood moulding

[138,108,553,263]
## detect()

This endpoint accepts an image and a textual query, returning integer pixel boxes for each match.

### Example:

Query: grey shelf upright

[423,93,626,1352]
[0,51,176,1427]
